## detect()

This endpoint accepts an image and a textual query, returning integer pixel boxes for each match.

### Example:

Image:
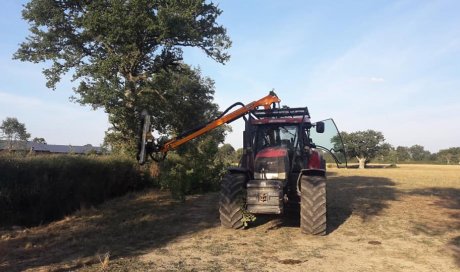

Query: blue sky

[1,1,459,152]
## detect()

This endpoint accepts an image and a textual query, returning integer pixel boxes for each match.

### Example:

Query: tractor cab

[241,107,346,216]
[253,123,298,180]
[247,108,346,176]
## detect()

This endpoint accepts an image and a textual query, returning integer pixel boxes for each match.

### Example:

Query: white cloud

[370,77,385,83]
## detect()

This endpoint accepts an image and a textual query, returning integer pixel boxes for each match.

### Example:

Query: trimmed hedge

[0,155,150,226]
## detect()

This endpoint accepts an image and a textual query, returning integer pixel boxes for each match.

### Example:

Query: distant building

[0,140,101,155]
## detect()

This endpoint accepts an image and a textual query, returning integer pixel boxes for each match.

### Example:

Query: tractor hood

[254,147,290,180]
[256,147,288,158]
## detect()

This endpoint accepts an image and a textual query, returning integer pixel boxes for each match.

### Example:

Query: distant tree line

[377,145,460,165]
[335,130,459,168]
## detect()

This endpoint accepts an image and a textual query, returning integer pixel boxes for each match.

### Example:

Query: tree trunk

[357,157,367,169]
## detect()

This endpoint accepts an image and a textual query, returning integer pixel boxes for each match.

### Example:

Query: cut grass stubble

[0,164,459,272]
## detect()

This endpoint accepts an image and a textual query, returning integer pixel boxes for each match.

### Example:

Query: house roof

[0,141,101,154]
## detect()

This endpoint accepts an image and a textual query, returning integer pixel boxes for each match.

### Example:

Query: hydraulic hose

[176,102,245,139]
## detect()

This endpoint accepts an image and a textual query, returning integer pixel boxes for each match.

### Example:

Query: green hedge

[157,151,227,201]
[0,155,151,226]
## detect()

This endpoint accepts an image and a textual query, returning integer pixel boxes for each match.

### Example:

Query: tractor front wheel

[219,172,246,229]
[300,175,327,235]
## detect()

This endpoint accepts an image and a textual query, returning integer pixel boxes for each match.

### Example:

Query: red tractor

[138,91,346,235]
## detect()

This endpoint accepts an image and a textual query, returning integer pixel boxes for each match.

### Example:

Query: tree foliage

[339,130,389,168]
[216,143,238,165]
[32,137,47,144]
[158,126,229,201]
[395,146,411,162]
[336,131,458,166]
[437,147,460,164]
[0,117,31,150]
[408,144,431,161]
[14,0,231,154]
[374,144,460,165]
[104,64,222,153]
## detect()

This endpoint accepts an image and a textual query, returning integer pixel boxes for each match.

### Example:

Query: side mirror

[315,121,325,133]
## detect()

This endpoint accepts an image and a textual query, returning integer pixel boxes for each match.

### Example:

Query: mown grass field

[1,164,459,271]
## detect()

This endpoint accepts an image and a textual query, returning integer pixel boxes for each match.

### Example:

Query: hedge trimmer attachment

[136,92,281,165]
[137,110,166,164]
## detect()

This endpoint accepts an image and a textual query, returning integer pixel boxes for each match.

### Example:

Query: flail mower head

[136,110,166,164]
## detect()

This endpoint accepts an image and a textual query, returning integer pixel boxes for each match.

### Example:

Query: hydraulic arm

[137,91,281,164]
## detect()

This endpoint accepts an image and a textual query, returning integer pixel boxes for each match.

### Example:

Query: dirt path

[1,165,459,271]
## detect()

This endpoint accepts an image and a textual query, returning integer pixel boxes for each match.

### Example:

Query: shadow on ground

[409,187,460,211]
[408,187,460,267]
[450,236,460,267]
[0,191,220,272]
[327,175,397,233]
[248,175,398,234]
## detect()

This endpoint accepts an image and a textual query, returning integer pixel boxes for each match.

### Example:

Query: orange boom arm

[161,92,280,153]
[138,91,280,163]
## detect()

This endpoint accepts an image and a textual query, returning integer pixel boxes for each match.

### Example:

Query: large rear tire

[300,175,327,235]
[219,173,246,229]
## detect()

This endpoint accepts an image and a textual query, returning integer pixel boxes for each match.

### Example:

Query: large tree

[32,137,47,144]
[408,144,431,161]
[0,117,31,150]
[340,130,390,169]
[437,147,460,164]
[104,64,224,152]
[395,146,411,162]
[14,0,231,153]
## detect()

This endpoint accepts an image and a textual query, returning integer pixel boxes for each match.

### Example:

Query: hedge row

[0,155,151,227]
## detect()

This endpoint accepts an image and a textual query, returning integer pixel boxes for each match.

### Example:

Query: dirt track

[1,165,459,271]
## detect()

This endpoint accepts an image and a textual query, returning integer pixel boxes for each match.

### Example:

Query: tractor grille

[254,156,289,180]
[246,179,284,214]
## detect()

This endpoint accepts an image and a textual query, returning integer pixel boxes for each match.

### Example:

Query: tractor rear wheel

[219,172,246,229]
[300,175,327,235]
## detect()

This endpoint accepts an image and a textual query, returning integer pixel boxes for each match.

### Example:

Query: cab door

[309,118,347,168]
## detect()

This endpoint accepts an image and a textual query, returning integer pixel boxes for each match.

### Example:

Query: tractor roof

[251,116,310,125]
[251,107,311,125]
